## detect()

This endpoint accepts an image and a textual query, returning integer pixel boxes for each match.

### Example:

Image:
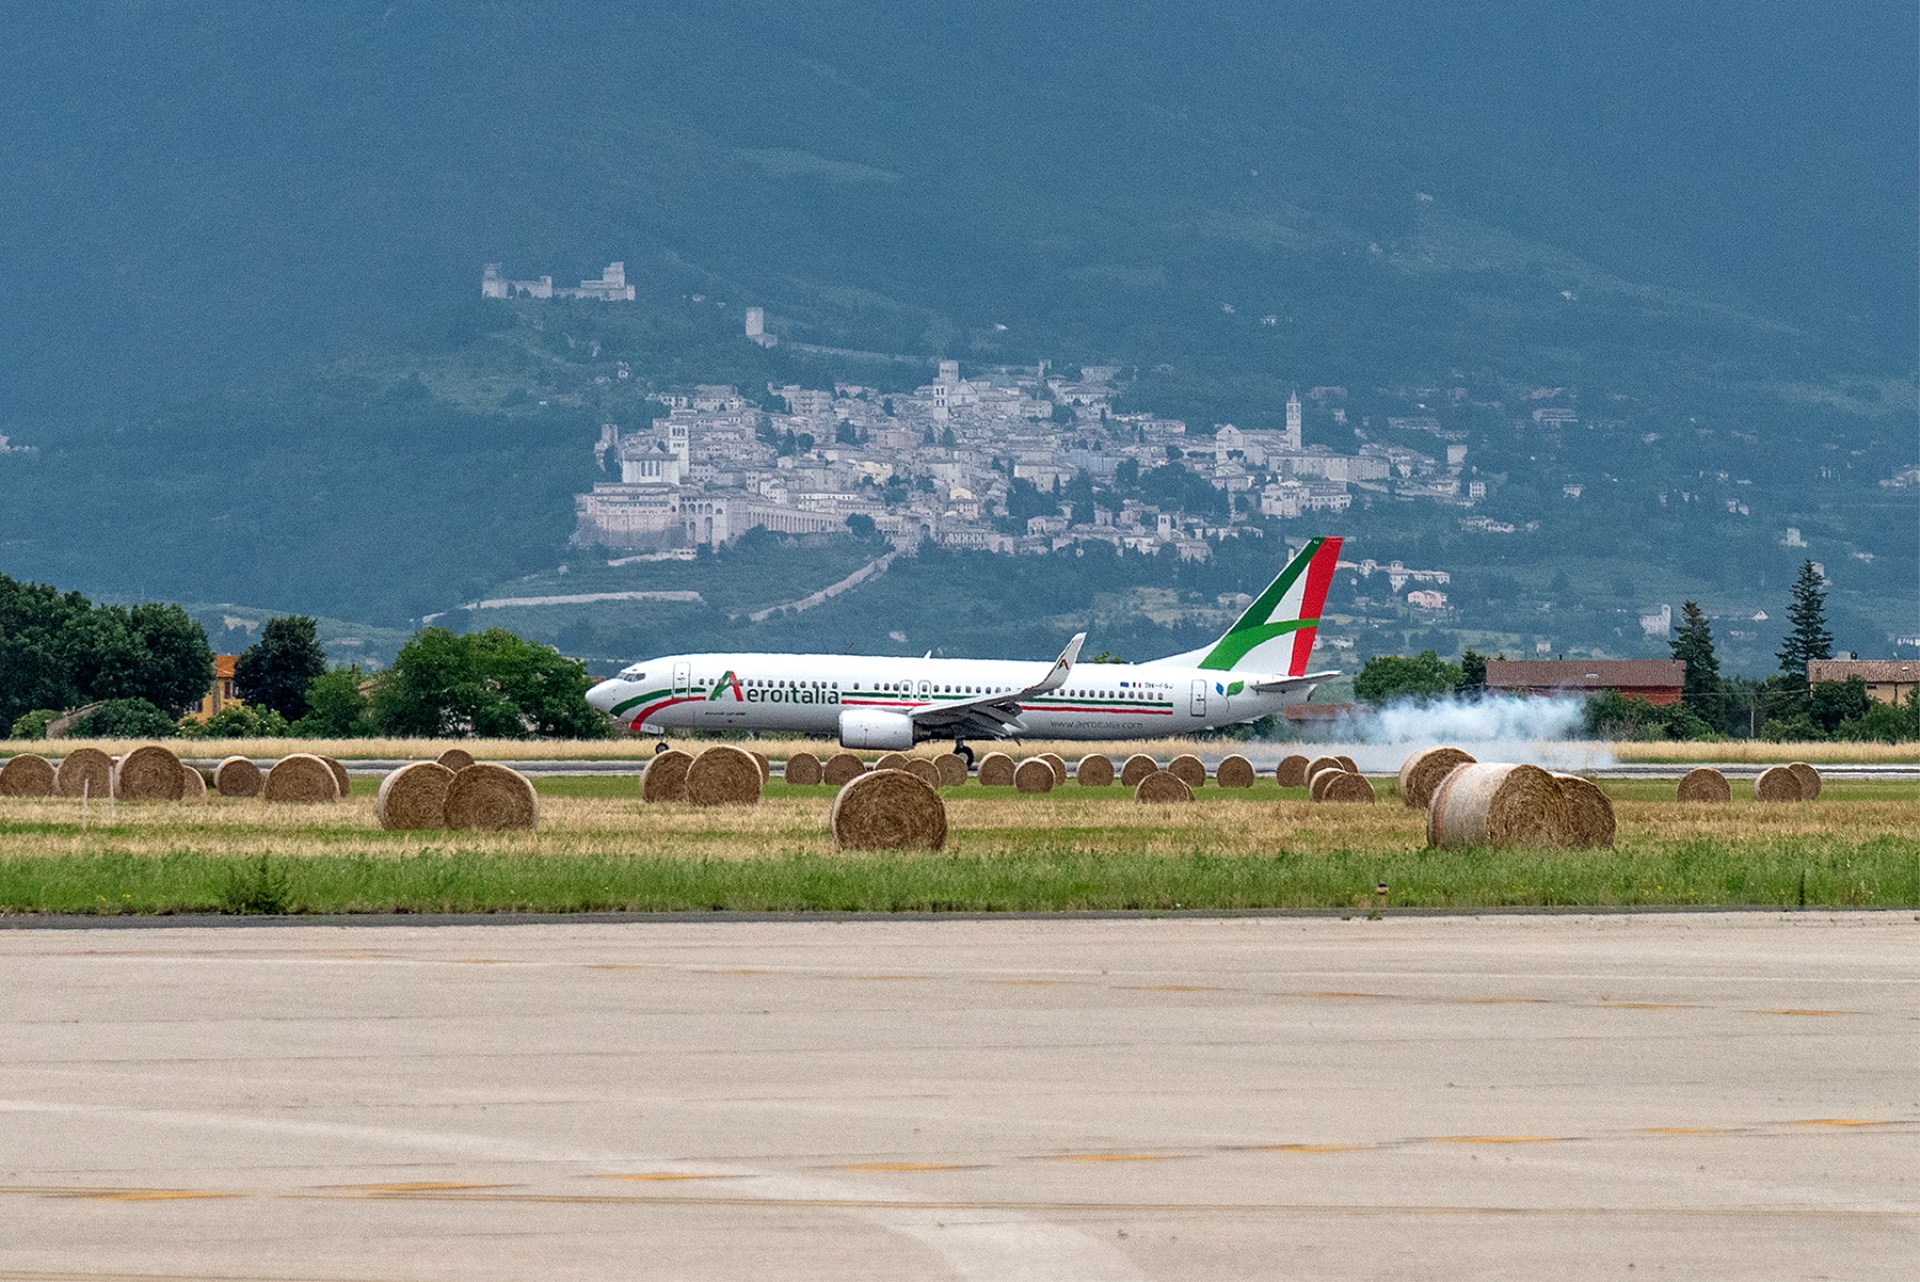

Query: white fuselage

[586,652,1317,743]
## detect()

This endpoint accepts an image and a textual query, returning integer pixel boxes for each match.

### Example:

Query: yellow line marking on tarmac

[1041,1152,1185,1163]
[1297,991,1387,1000]
[593,1172,749,1183]
[1789,1119,1893,1128]
[70,1190,239,1202]
[1640,1127,1739,1136]
[1244,1143,1372,1153]
[1602,1002,1698,1010]
[834,1163,983,1173]
[334,1182,512,1193]
[1429,1136,1563,1145]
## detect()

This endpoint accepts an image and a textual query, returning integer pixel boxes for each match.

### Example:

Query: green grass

[1,838,1909,917]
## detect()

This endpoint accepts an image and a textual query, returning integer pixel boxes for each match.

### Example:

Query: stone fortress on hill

[482,261,635,301]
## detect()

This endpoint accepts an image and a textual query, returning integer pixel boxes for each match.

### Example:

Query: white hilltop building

[483,261,635,301]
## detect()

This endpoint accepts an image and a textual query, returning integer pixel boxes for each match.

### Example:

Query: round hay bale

[436,747,476,772]
[1215,754,1256,788]
[56,747,115,800]
[640,750,693,803]
[1552,773,1615,849]
[823,752,866,786]
[179,763,208,801]
[1167,754,1206,790]
[1038,752,1069,787]
[903,757,941,787]
[444,763,539,830]
[1305,755,1345,787]
[112,745,186,803]
[1427,763,1570,849]
[1786,762,1822,800]
[1075,753,1115,787]
[875,751,912,773]
[1317,771,1376,804]
[264,753,340,804]
[1308,768,1345,801]
[1014,758,1055,793]
[1426,765,1469,847]
[830,769,947,851]
[1397,747,1476,809]
[214,755,264,798]
[977,752,1016,787]
[1134,770,1194,803]
[377,761,455,830]
[1675,766,1731,803]
[1754,765,1803,802]
[685,745,764,807]
[1120,753,1159,787]
[785,751,824,786]
[321,757,352,801]
[0,753,56,797]
[932,753,969,788]
[1275,754,1310,788]
[749,751,771,783]
[1334,754,1358,774]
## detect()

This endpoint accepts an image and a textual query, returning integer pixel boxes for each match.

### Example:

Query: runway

[0,914,1913,1280]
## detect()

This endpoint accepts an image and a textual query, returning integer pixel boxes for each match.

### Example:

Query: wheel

[954,741,976,767]
[654,741,670,756]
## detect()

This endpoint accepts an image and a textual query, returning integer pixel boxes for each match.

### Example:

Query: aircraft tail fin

[1146,536,1342,676]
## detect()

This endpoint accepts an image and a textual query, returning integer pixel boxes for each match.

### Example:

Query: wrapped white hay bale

[215,755,264,798]
[823,752,866,786]
[640,750,694,803]
[1167,754,1207,790]
[1075,753,1115,787]
[436,748,476,772]
[932,753,969,788]
[1754,765,1803,802]
[113,745,186,803]
[1275,754,1311,788]
[377,761,456,830]
[1786,762,1822,800]
[1215,754,1256,788]
[875,751,912,773]
[830,769,948,851]
[784,751,824,786]
[264,754,340,804]
[1397,747,1476,809]
[56,747,114,800]
[1134,770,1194,803]
[1014,758,1056,793]
[1120,754,1159,787]
[1676,766,1731,803]
[686,745,764,807]
[0,753,56,797]
[444,763,539,830]
[976,752,1016,787]
[1552,773,1615,849]
[180,763,208,801]
[321,757,352,801]
[903,758,941,787]
[1039,753,1069,787]
[1427,763,1570,849]
[1315,772,1376,804]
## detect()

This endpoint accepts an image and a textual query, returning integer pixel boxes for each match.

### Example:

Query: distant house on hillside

[1806,659,1920,705]
[1485,659,1684,706]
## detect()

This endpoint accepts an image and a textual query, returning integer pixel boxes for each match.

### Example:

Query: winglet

[1033,631,1085,694]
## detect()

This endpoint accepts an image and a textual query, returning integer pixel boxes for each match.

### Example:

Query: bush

[72,698,178,739]
[1832,694,1919,744]
[179,705,292,739]
[8,709,60,740]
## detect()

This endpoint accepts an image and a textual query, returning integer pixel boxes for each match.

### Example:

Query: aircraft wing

[909,631,1085,740]
[1248,669,1341,693]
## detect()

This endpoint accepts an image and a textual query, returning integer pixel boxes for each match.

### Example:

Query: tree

[180,704,291,738]
[1776,560,1833,684]
[1669,600,1722,713]
[1807,676,1870,736]
[234,617,328,720]
[844,513,877,539]
[73,697,178,739]
[372,627,606,738]
[1354,651,1462,704]
[126,602,216,716]
[1459,649,1488,694]
[293,666,377,737]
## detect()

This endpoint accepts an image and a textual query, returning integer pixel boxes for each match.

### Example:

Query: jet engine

[838,708,916,750]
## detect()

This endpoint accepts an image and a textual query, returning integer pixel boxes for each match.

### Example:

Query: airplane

[585,536,1343,762]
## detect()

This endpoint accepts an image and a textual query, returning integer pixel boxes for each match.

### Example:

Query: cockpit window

[619,665,646,679]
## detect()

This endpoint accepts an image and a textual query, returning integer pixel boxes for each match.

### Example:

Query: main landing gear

[952,739,976,768]
[654,740,671,756]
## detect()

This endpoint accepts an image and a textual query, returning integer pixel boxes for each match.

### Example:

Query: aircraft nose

[585,679,624,714]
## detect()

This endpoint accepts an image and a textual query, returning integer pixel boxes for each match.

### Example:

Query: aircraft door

[1190,679,1207,716]
[672,661,692,696]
